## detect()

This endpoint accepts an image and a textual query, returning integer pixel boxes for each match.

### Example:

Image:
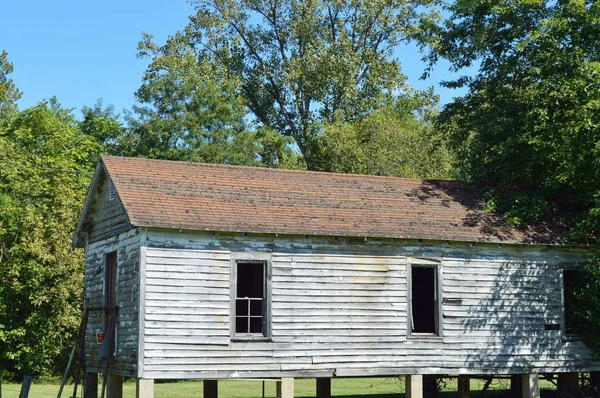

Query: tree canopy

[424,0,600,239]
[312,92,455,179]
[0,100,99,379]
[0,50,22,123]
[134,0,438,168]
[129,34,303,168]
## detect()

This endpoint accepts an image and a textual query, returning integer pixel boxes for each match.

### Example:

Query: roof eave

[136,225,576,248]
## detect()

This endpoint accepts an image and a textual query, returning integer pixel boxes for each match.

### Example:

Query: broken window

[235,261,267,336]
[563,269,583,335]
[410,266,439,335]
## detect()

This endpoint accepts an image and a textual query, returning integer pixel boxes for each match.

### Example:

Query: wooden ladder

[58,305,118,398]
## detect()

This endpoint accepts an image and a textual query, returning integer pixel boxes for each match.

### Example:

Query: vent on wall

[108,183,115,201]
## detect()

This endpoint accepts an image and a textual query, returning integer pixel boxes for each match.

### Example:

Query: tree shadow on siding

[451,259,582,373]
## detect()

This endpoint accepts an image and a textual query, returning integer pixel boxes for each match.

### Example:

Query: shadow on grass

[297,389,558,398]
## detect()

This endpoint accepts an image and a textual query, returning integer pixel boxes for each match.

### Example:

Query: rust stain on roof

[100,155,563,245]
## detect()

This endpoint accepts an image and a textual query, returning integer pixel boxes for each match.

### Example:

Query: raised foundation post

[457,376,470,398]
[204,380,218,398]
[84,372,98,398]
[316,378,331,398]
[406,375,424,398]
[276,377,294,398]
[521,374,540,398]
[136,379,154,398]
[106,374,123,398]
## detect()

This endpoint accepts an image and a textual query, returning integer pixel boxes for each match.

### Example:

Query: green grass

[0,376,557,398]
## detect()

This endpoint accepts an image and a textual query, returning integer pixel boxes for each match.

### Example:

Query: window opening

[563,269,582,335]
[411,266,438,334]
[104,251,117,310]
[235,261,266,335]
[101,251,117,360]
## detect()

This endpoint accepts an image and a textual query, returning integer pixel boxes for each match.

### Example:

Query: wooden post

[84,372,98,398]
[457,376,470,398]
[316,378,331,398]
[557,373,578,398]
[136,379,154,398]
[203,380,218,398]
[276,378,294,398]
[106,374,123,398]
[406,375,424,398]
[18,376,32,398]
[521,374,540,398]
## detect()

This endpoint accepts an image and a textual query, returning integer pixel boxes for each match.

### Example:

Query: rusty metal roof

[94,155,563,245]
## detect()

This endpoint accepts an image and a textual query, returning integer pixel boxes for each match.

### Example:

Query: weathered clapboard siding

[83,228,140,376]
[136,228,599,380]
[88,176,130,243]
[142,248,231,350]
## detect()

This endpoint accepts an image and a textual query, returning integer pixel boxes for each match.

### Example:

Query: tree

[0,50,22,123]
[80,100,128,156]
[0,101,99,379]
[422,0,600,238]
[137,0,438,168]
[312,92,456,179]
[131,33,303,168]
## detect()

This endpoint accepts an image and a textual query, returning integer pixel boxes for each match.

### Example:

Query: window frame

[230,252,272,341]
[407,261,443,339]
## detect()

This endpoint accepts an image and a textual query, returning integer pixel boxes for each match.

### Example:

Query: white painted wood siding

[84,228,140,376]
[139,229,599,379]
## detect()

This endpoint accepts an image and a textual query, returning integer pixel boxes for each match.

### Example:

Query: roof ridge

[100,154,466,185]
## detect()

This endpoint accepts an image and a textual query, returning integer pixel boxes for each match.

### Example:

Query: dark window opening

[235,261,266,335]
[411,266,438,334]
[101,251,117,360]
[564,269,583,335]
[104,251,117,310]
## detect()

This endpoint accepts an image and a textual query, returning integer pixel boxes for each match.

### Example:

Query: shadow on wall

[456,260,581,373]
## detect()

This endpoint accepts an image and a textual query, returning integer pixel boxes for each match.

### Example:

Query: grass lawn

[0,376,556,398]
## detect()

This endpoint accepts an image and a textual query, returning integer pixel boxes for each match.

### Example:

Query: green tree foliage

[0,50,22,123]
[313,93,456,179]
[424,0,600,240]
[131,33,302,168]
[0,101,98,379]
[80,100,128,156]
[136,0,438,168]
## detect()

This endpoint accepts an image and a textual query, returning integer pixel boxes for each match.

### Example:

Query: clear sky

[1,1,467,118]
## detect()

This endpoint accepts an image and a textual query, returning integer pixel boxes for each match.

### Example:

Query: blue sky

[1,1,467,118]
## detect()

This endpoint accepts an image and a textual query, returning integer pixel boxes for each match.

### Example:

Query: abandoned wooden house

[73,155,600,398]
